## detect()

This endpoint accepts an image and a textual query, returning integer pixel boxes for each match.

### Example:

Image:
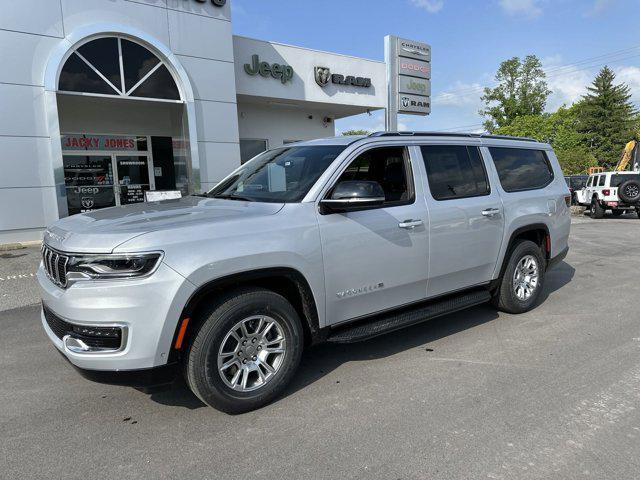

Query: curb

[0,241,42,252]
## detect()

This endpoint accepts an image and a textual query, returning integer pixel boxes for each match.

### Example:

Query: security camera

[323,117,333,124]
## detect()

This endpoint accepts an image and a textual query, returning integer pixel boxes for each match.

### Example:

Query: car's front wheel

[493,240,546,314]
[184,288,303,414]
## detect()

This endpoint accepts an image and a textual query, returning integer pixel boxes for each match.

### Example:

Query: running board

[326,289,492,344]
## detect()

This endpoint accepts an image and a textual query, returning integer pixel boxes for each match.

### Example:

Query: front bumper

[38,262,196,372]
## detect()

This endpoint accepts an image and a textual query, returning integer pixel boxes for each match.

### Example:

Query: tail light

[602,189,610,196]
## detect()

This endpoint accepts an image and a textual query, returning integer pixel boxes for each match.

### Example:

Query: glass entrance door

[114,155,153,205]
[63,155,116,215]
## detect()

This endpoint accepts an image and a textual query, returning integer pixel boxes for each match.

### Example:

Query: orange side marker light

[174,317,190,350]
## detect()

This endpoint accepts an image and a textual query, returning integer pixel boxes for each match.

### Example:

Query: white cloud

[585,0,614,16]
[613,65,640,103]
[433,81,484,108]
[499,0,543,19]
[542,56,640,110]
[408,0,444,14]
[542,56,592,110]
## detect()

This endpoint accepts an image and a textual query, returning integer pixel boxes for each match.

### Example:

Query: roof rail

[368,131,539,143]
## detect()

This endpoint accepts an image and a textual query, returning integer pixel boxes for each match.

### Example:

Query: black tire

[184,288,303,414]
[493,240,546,314]
[618,179,640,204]
[636,208,640,220]
[590,197,604,219]
[612,209,624,216]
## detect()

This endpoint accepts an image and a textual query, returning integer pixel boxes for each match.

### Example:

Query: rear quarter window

[611,174,640,187]
[488,147,554,193]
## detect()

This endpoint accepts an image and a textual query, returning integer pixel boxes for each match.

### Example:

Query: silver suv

[38,132,571,413]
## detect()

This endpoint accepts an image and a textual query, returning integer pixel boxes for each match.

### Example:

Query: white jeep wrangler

[576,171,640,219]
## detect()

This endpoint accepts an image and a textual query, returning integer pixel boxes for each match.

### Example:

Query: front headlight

[66,252,163,282]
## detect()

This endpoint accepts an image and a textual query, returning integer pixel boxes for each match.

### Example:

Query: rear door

[317,145,429,325]
[418,143,505,297]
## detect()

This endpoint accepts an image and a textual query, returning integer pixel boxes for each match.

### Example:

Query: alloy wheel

[512,255,539,301]
[217,315,287,392]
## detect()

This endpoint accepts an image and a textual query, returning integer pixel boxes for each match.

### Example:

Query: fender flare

[168,267,322,362]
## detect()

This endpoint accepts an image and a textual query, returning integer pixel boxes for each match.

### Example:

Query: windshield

[208,145,346,203]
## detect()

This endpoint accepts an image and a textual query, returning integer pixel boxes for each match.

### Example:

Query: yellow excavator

[614,140,639,172]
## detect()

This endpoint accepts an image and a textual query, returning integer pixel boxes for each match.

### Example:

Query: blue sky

[231,0,640,133]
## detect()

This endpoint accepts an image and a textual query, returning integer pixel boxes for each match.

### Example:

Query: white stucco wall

[236,102,336,166]
[0,0,240,244]
[233,35,386,111]
[0,2,389,244]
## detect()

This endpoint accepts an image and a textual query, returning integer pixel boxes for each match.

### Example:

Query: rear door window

[488,147,554,192]
[420,145,490,201]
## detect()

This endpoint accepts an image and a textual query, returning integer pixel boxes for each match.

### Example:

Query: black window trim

[420,145,492,202]
[322,145,416,210]
[488,146,555,193]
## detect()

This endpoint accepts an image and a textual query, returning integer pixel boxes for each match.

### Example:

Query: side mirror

[320,181,386,213]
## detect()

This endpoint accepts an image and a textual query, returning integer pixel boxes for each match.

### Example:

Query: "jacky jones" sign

[61,134,144,151]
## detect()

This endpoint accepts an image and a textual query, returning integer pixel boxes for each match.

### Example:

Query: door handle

[398,219,423,229]
[481,208,501,217]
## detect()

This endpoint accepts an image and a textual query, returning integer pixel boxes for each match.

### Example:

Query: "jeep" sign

[244,54,294,84]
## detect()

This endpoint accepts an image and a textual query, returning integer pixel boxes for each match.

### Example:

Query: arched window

[58,37,181,101]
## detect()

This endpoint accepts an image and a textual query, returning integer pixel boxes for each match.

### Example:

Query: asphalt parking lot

[2,214,640,479]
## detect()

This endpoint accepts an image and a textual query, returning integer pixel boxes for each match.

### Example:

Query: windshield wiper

[212,194,255,202]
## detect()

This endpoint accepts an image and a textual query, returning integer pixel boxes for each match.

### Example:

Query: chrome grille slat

[42,245,69,288]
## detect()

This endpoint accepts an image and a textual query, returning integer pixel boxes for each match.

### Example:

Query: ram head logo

[315,67,331,87]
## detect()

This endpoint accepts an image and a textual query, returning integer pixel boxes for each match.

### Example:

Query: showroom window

[240,139,268,164]
[58,37,180,100]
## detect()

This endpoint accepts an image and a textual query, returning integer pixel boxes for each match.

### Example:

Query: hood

[44,196,284,253]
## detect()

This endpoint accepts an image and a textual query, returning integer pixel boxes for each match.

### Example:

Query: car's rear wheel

[493,240,546,314]
[590,197,604,219]
[184,288,303,414]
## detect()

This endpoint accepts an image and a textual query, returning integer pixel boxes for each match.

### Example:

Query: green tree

[480,55,551,132]
[577,66,637,168]
[341,129,371,136]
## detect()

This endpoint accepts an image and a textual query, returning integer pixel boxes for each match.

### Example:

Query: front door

[317,146,429,326]
[114,155,153,205]
[418,144,504,297]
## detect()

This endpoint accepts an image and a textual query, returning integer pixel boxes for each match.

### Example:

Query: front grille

[41,244,69,288]
[43,304,122,350]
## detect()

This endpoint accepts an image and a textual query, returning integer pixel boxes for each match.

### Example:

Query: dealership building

[0,1,435,245]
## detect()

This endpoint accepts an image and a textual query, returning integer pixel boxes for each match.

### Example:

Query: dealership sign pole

[385,36,431,131]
